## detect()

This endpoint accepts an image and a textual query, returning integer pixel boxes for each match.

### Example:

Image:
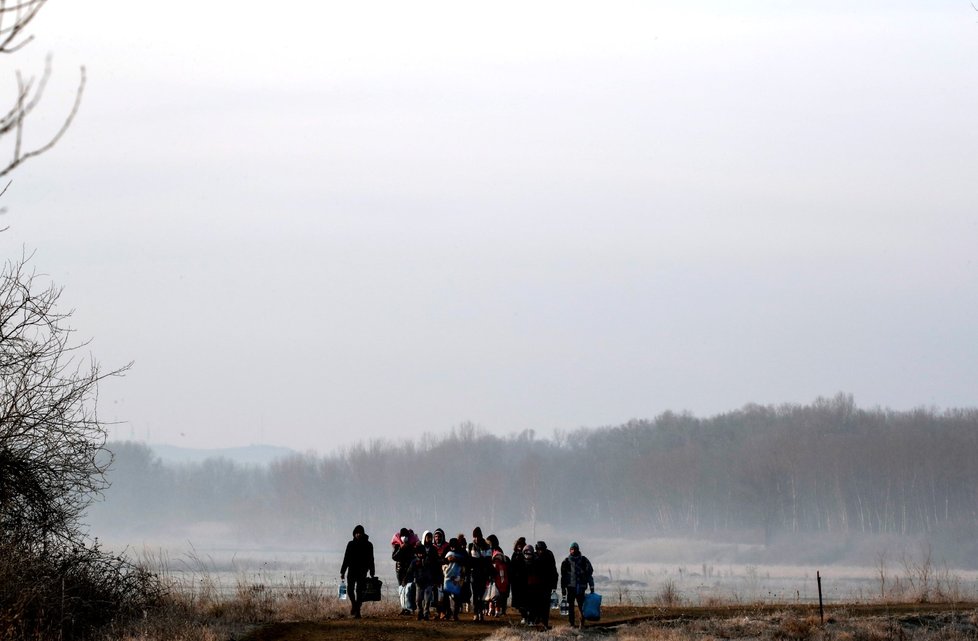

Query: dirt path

[242,617,515,641]
[242,603,978,641]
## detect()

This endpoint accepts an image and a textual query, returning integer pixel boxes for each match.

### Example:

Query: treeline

[88,394,978,565]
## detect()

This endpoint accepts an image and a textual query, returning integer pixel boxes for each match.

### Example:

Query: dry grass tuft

[774,615,820,640]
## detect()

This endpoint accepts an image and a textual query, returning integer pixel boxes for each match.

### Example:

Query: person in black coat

[340,524,375,618]
[509,537,528,621]
[534,541,559,628]
[522,544,552,628]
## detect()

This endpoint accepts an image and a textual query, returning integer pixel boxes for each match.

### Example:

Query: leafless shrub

[875,549,888,602]
[655,579,683,607]
[0,253,152,640]
[0,539,164,641]
[902,545,934,603]
[932,562,963,603]
[1,255,130,549]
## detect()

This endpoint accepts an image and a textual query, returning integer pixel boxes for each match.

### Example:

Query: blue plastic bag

[582,592,601,621]
[443,578,461,596]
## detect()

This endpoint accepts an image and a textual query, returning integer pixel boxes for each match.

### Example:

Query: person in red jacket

[487,548,510,617]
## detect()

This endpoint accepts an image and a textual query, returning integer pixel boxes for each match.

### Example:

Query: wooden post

[817,571,824,624]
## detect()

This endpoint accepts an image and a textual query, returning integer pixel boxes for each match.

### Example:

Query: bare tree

[0,0,85,180]
[0,255,129,549]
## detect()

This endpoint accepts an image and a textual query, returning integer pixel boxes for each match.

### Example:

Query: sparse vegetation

[0,538,163,640]
[80,547,978,641]
[654,579,683,607]
[480,610,978,641]
[0,254,159,640]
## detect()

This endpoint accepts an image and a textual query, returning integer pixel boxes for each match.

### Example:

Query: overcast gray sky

[2,1,976,452]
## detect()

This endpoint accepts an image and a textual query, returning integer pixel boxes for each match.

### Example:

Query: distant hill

[148,443,297,466]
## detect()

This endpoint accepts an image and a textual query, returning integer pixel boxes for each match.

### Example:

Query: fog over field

[88,395,978,583]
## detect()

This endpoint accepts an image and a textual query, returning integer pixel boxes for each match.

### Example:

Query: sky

[1,1,976,453]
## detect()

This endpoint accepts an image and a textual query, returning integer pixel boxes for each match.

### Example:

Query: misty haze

[89,395,978,595]
[4,1,978,640]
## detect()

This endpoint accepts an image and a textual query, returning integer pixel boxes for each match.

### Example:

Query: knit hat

[569,541,579,550]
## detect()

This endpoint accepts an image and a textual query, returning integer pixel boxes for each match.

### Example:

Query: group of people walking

[341,524,596,629]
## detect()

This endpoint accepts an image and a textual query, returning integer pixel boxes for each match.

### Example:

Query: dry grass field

[107,594,978,641]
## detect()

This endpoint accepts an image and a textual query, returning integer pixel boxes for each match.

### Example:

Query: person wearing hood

[431,528,449,618]
[340,524,375,619]
[510,537,528,621]
[522,544,550,627]
[392,527,417,615]
[468,526,492,621]
[486,548,510,617]
[410,530,441,620]
[484,534,507,615]
[535,541,558,628]
[560,541,594,629]
[451,535,472,613]
[433,528,449,555]
[441,548,465,620]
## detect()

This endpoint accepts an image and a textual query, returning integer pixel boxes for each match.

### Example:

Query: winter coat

[443,558,464,592]
[406,555,433,589]
[560,552,594,595]
[424,544,445,584]
[490,553,510,594]
[525,555,546,589]
[538,548,559,591]
[408,545,441,589]
[509,553,527,609]
[467,541,492,587]
[341,533,375,579]
[392,540,415,585]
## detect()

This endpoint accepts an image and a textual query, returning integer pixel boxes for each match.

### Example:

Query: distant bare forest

[89,394,978,567]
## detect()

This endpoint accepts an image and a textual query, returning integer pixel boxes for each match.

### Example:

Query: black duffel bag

[362,576,383,602]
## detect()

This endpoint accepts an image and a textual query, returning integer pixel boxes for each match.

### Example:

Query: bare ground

[240,603,978,641]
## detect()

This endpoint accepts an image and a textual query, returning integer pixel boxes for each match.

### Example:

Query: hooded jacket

[341,525,375,578]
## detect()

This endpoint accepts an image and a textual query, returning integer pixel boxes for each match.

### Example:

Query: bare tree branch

[1,253,131,548]
[0,0,84,182]
[0,62,85,179]
[0,0,46,55]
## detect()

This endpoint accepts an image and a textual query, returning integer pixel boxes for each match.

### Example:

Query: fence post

[817,571,824,624]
